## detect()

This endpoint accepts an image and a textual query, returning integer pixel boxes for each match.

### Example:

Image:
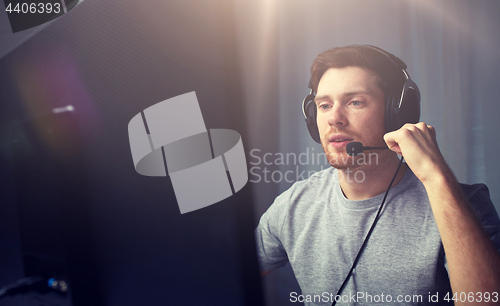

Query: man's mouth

[328,135,354,148]
[331,139,352,142]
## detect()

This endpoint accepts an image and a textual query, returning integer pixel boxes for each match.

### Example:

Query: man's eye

[350,100,362,106]
[319,104,331,110]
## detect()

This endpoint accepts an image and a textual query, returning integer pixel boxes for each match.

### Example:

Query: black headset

[302,45,421,143]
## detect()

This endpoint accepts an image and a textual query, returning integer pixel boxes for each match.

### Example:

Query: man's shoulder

[279,167,336,197]
[459,182,500,250]
[459,182,498,217]
[458,182,497,213]
[460,182,489,199]
[266,167,337,211]
[259,167,338,240]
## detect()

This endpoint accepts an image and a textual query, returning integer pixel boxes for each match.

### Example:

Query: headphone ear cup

[385,80,421,132]
[304,100,321,143]
[397,84,420,128]
[385,89,398,133]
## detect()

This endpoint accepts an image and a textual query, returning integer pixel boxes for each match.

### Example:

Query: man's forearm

[424,167,500,304]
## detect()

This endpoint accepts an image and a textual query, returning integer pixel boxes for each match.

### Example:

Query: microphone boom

[346,142,389,156]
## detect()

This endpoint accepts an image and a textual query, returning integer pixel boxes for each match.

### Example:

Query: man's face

[315,66,387,169]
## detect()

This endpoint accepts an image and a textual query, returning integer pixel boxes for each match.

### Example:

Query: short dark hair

[310,45,405,99]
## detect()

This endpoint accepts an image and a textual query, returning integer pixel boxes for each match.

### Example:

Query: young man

[255,45,500,305]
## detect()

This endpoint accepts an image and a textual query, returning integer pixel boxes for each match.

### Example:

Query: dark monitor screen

[0,1,264,304]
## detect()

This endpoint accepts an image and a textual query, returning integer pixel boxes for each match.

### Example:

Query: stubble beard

[320,128,360,170]
[321,143,358,170]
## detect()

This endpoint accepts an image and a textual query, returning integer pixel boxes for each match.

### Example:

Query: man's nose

[327,104,347,127]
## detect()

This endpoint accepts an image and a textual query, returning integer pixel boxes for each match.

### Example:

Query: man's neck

[338,153,407,201]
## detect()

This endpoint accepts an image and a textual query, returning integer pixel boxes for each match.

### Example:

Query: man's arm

[425,168,500,299]
[384,122,500,304]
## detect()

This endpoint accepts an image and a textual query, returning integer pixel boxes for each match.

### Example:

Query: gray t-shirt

[255,166,500,305]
